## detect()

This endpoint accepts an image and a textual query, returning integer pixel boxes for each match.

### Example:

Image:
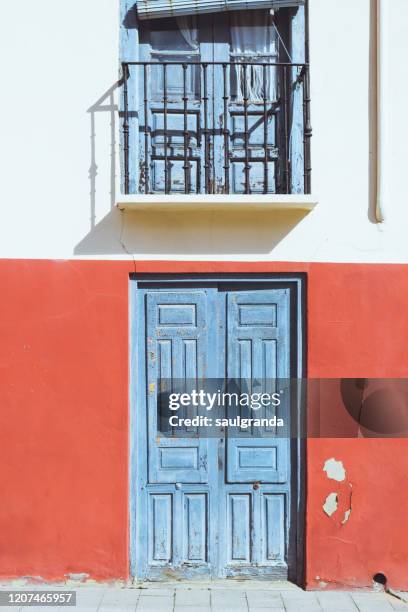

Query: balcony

[121,60,312,202]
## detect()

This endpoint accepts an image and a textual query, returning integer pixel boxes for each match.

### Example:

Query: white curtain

[176,16,199,50]
[231,11,278,101]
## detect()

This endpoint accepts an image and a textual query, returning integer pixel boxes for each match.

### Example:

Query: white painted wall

[0,0,407,262]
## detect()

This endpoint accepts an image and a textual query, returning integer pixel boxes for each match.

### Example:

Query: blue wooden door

[134,283,294,580]
[137,11,283,194]
[220,288,291,578]
[138,16,214,193]
[226,290,289,483]
[212,11,281,194]
[136,287,220,580]
[146,292,211,484]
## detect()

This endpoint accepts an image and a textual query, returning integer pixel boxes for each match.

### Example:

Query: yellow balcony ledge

[117,194,317,212]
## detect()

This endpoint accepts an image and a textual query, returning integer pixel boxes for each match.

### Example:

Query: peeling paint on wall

[65,573,90,582]
[341,509,352,524]
[323,492,338,517]
[341,483,353,525]
[322,461,352,523]
[323,458,346,482]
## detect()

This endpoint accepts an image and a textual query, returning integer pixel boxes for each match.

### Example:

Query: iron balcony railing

[122,61,311,195]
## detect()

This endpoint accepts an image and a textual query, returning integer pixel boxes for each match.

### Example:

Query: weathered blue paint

[130,276,305,582]
[217,286,292,578]
[226,290,289,484]
[290,5,306,193]
[146,291,212,484]
[133,286,219,579]
[212,13,281,194]
[120,1,139,193]
[120,5,306,194]
[138,18,210,193]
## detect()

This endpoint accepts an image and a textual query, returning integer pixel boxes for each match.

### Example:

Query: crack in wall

[119,210,137,274]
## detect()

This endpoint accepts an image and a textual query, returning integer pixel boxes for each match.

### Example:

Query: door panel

[149,494,172,563]
[262,493,286,564]
[146,291,210,484]
[142,288,218,579]
[146,485,214,578]
[218,11,281,193]
[226,290,290,484]
[183,493,208,562]
[227,493,251,563]
[139,17,212,194]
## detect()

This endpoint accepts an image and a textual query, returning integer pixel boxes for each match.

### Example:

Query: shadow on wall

[85,1,138,232]
[74,208,309,256]
[87,79,122,229]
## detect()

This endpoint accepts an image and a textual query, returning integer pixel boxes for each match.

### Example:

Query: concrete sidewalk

[1,582,407,612]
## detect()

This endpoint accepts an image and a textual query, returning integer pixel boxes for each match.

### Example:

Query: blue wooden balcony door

[133,282,296,580]
[138,11,282,194]
[212,11,282,194]
[139,15,215,193]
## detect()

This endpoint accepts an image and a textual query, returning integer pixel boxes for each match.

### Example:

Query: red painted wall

[306,264,408,590]
[0,260,407,587]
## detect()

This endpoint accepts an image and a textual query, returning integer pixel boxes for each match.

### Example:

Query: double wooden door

[138,11,281,194]
[132,280,302,580]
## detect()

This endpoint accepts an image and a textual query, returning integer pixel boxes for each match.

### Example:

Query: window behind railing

[121,8,311,195]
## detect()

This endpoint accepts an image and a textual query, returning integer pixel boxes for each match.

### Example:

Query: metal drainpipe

[376,0,388,222]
